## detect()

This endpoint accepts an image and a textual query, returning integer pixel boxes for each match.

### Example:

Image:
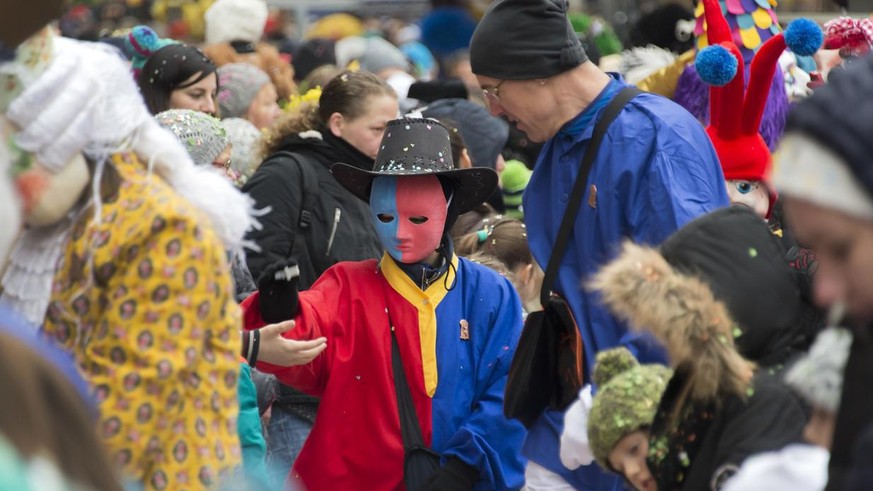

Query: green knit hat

[501,159,532,219]
[587,347,672,470]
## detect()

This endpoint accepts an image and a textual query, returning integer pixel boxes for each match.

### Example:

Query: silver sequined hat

[156,109,228,167]
[330,118,497,214]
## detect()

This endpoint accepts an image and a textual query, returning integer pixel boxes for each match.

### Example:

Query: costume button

[561,193,569,202]
[422,299,429,305]
[561,155,570,162]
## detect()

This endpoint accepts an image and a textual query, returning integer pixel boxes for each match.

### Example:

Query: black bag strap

[391,325,428,451]
[539,86,641,307]
[379,279,428,452]
[264,151,319,231]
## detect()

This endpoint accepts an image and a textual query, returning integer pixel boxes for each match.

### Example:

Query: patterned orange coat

[43,153,242,490]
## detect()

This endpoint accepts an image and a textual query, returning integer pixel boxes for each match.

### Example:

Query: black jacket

[243,129,383,288]
[649,369,807,491]
[242,129,384,409]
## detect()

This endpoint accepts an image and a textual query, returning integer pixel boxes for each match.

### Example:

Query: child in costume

[591,240,807,491]
[241,118,527,490]
[693,0,822,220]
[0,27,256,490]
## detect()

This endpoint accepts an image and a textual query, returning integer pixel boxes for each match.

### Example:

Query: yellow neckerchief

[380,252,458,397]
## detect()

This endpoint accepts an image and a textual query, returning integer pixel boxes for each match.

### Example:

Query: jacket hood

[591,240,752,403]
[659,206,804,367]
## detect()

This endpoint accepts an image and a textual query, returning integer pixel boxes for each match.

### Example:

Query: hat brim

[331,163,498,214]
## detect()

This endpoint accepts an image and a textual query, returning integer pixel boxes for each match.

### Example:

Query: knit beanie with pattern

[587,347,672,470]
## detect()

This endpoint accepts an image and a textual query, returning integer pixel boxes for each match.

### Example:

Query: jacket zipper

[326,207,341,256]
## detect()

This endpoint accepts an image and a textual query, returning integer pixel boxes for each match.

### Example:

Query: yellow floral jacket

[44,153,242,490]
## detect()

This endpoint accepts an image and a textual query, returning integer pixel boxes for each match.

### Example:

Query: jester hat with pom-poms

[695,0,822,216]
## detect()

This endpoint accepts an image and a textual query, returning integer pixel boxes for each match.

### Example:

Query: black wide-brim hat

[331,118,498,214]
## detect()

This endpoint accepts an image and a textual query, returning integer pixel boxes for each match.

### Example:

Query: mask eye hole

[409,216,429,225]
[377,214,395,223]
[736,182,753,195]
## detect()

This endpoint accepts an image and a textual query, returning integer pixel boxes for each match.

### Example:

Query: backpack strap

[263,151,319,231]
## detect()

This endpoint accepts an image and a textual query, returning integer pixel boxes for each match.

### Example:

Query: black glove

[422,457,479,491]
[257,259,300,323]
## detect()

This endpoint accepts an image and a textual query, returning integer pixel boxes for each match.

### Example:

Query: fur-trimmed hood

[590,241,753,403]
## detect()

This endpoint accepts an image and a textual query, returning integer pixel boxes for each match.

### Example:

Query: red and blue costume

[242,253,527,490]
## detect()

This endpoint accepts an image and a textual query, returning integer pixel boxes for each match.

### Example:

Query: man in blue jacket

[470,1,730,489]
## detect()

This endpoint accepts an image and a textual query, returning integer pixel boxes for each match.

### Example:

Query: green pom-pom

[593,347,639,387]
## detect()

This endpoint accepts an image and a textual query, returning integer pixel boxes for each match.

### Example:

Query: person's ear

[521,263,534,282]
[459,148,473,169]
[328,112,345,138]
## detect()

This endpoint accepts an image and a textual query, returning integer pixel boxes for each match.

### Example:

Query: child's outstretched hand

[257,320,327,367]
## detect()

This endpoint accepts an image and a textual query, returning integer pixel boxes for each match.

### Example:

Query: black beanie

[469,0,587,80]
[786,53,873,200]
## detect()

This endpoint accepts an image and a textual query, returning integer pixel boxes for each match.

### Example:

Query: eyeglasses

[482,79,506,107]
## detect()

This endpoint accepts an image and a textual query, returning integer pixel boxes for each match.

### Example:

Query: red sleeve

[239,266,346,396]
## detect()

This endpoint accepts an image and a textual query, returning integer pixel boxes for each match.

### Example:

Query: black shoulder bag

[504,86,641,428]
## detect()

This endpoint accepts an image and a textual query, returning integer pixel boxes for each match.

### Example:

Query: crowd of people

[1,0,872,490]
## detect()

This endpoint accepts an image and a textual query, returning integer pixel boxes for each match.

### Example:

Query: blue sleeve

[442,277,528,491]
[629,150,729,246]
[621,149,728,364]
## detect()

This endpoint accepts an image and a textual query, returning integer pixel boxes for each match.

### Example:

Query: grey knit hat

[358,37,409,75]
[784,327,852,413]
[156,109,229,167]
[216,63,271,119]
